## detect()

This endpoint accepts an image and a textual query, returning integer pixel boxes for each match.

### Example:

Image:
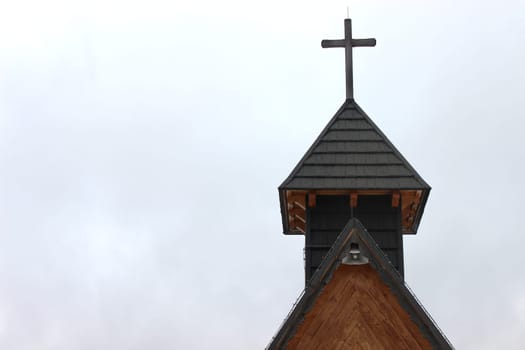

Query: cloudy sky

[1,0,525,348]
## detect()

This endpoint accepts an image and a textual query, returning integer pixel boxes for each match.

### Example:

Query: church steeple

[278,19,430,282]
[268,18,452,350]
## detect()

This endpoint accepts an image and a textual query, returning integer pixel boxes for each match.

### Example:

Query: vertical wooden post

[308,192,317,208]
[350,192,358,208]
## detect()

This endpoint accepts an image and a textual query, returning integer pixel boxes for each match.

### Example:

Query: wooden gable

[266,219,453,350]
[286,264,432,350]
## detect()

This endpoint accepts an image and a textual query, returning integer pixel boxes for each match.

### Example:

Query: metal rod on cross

[321,19,376,100]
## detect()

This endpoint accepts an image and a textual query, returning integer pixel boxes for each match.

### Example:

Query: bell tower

[278,19,430,283]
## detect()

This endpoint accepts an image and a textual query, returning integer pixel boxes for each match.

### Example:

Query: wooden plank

[350,192,358,208]
[288,199,306,211]
[289,214,306,233]
[294,214,306,224]
[392,191,400,207]
[400,190,422,233]
[286,190,308,234]
[288,207,306,219]
[308,192,317,208]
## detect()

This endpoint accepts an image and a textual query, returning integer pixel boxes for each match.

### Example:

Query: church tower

[268,18,453,349]
[278,18,430,283]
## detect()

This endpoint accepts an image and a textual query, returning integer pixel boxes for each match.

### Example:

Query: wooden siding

[286,264,433,350]
[305,195,402,283]
[306,195,349,282]
[353,195,403,276]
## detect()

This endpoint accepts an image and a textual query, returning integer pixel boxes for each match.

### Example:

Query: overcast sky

[1,0,525,349]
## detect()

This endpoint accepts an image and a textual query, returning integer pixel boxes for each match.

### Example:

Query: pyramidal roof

[266,218,453,350]
[280,99,430,191]
[278,99,431,235]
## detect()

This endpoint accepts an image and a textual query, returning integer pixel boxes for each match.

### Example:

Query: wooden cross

[321,19,376,100]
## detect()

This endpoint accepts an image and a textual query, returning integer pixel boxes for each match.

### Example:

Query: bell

[341,244,369,265]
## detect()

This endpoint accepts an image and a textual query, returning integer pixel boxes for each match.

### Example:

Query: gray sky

[1,0,525,348]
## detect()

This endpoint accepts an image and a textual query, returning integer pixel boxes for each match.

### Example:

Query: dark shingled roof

[266,218,454,350]
[280,99,430,190]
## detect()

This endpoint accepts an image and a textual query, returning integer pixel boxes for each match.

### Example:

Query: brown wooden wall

[286,264,432,350]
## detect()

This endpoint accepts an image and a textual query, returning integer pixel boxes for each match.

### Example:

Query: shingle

[324,130,382,141]
[304,153,403,165]
[296,165,411,177]
[286,177,424,189]
[338,109,363,120]
[280,99,429,190]
[331,120,373,130]
[314,141,391,153]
